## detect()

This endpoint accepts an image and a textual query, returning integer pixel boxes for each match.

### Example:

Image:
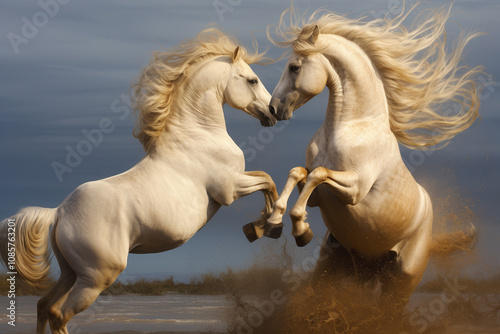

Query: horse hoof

[295,228,313,247]
[264,222,283,239]
[242,222,263,243]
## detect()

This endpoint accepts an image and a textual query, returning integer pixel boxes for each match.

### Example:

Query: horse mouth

[253,106,277,127]
[279,110,293,121]
[260,117,277,127]
[270,107,292,121]
[269,99,293,121]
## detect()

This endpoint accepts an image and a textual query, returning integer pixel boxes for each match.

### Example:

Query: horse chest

[306,126,365,171]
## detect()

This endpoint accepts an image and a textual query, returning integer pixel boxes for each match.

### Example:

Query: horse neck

[152,77,229,155]
[173,85,227,132]
[322,35,389,129]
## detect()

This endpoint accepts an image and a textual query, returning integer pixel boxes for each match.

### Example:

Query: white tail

[0,207,57,288]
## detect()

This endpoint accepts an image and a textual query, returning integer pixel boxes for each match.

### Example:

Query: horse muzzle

[269,100,293,121]
[260,116,277,127]
[252,103,277,127]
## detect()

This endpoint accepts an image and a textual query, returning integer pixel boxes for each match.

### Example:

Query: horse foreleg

[234,171,278,242]
[264,167,308,239]
[297,174,320,207]
[289,167,362,246]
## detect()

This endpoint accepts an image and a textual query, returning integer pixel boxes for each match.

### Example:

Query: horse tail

[0,207,57,288]
[429,223,477,256]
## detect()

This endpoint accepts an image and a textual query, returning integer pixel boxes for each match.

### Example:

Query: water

[0,294,232,333]
[1,293,498,333]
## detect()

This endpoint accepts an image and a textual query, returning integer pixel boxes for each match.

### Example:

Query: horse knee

[289,167,307,181]
[309,167,328,182]
[272,199,287,215]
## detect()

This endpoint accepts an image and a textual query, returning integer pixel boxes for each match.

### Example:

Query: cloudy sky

[1,0,499,282]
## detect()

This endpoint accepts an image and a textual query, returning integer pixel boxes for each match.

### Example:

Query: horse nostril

[269,105,276,115]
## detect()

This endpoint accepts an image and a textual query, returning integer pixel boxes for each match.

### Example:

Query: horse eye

[248,78,258,85]
[290,65,300,72]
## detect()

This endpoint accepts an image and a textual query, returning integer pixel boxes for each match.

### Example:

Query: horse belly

[129,194,221,254]
[316,182,425,258]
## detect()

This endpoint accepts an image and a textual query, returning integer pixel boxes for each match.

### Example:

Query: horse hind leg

[37,223,77,334]
[46,224,126,333]
[382,227,432,307]
[48,267,124,333]
[312,232,356,287]
[36,270,76,334]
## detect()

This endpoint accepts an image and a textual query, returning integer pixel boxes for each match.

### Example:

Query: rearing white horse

[263,5,481,304]
[0,28,278,333]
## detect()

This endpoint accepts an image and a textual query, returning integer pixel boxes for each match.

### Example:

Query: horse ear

[308,25,319,44]
[232,46,241,63]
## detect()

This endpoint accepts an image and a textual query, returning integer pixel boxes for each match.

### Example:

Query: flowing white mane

[132,27,266,151]
[268,4,484,149]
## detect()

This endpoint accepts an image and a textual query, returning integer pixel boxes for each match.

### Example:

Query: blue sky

[1,0,499,282]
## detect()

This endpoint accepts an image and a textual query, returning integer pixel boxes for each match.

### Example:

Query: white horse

[0,28,278,333]
[263,6,481,304]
